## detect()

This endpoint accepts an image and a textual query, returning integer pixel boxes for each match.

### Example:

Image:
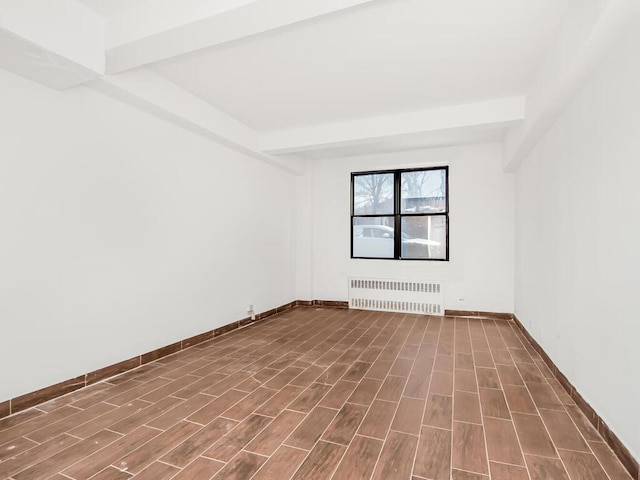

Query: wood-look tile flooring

[0,308,633,480]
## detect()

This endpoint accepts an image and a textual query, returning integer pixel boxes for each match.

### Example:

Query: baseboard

[310,299,349,308]
[511,315,639,480]
[444,309,513,320]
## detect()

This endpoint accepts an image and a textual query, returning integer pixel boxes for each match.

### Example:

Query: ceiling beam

[105,0,379,73]
[503,0,640,172]
[0,27,98,90]
[86,68,305,175]
[260,97,526,155]
[0,0,104,89]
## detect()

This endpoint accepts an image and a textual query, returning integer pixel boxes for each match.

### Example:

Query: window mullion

[394,171,401,259]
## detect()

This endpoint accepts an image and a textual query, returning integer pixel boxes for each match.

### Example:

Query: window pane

[353,173,394,215]
[353,217,395,258]
[401,215,447,259]
[401,169,447,214]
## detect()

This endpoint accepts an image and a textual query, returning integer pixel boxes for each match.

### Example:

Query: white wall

[515,25,640,459]
[0,69,297,401]
[294,161,313,300]
[306,144,515,313]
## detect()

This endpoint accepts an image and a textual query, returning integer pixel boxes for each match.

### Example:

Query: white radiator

[348,277,444,315]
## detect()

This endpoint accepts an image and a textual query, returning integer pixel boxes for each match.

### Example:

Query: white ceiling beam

[0,27,98,90]
[104,0,267,48]
[0,0,104,89]
[105,0,379,73]
[503,0,640,172]
[260,97,526,155]
[86,68,304,175]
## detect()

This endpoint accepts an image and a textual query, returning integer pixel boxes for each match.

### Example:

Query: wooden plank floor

[0,307,633,479]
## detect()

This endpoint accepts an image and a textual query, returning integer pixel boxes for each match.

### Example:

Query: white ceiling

[7,0,603,165]
[78,0,255,19]
[78,0,145,17]
[78,0,261,48]
[150,0,568,133]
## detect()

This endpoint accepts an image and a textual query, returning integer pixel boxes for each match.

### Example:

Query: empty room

[1,0,639,479]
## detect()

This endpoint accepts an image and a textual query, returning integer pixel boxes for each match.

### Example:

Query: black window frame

[350,166,449,261]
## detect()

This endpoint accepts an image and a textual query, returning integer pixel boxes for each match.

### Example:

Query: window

[351,166,449,260]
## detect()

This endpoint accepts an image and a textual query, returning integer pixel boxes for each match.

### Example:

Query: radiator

[348,278,444,315]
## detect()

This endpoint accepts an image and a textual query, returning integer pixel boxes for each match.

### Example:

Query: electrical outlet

[248,304,255,321]
[458,297,465,302]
